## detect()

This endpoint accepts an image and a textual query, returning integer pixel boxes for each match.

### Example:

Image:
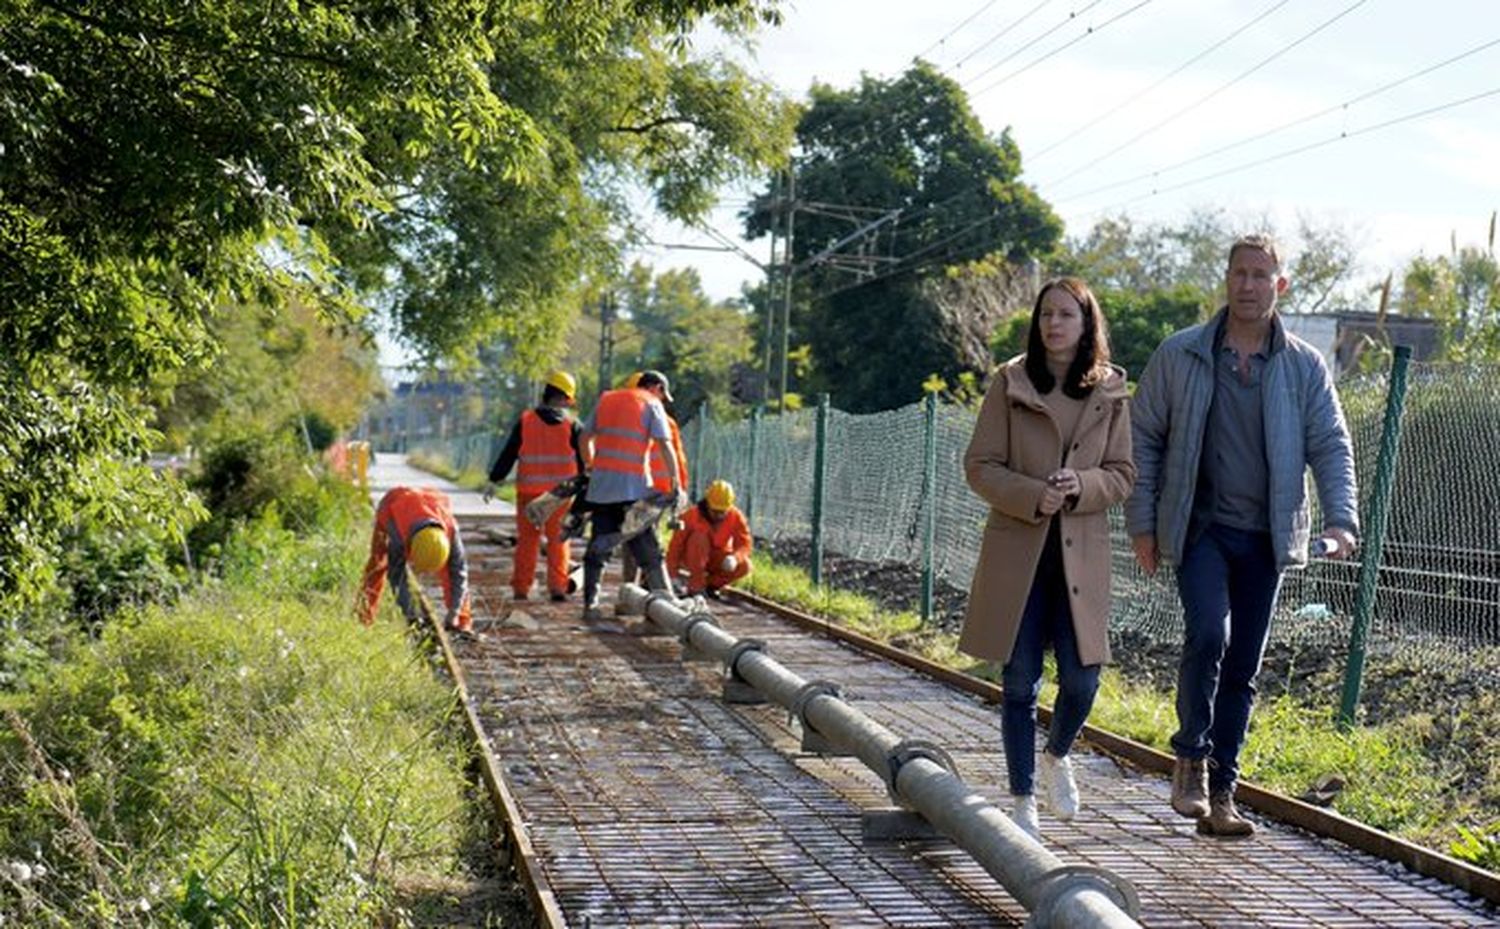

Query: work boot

[1171,756,1210,819]
[582,602,604,624]
[1197,789,1255,837]
[642,562,674,596]
[1040,751,1079,822]
[1010,795,1040,841]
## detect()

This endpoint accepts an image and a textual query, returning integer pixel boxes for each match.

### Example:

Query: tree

[1398,216,1500,360]
[610,262,756,416]
[745,62,1061,412]
[991,284,1207,380]
[0,0,793,621]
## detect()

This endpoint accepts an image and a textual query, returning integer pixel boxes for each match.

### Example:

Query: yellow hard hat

[407,525,450,574]
[624,371,643,389]
[544,370,576,401]
[705,479,735,512]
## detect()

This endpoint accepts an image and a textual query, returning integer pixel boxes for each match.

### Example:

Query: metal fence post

[1339,345,1412,727]
[693,400,708,500]
[747,406,761,529]
[920,392,938,624]
[811,393,829,587]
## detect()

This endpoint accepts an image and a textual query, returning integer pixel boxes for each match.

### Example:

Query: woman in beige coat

[959,277,1135,838]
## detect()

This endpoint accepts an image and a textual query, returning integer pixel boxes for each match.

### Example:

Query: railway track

[424,514,1497,927]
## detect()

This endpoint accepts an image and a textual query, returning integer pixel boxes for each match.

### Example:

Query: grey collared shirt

[1192,324,1275,535]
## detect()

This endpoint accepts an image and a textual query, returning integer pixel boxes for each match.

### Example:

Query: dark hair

[1024,277,1111,399]
[541,385,569,405]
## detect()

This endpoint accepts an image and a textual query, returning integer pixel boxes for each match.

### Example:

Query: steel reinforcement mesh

[447,533,1497,927]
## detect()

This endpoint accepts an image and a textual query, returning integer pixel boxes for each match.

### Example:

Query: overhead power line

[1042,0,1372,191]
[969,0,1157,101]
[1056,35,1500,204]
[959,0,1107,88]
[1074,83,1500,214]
[916,0,1007,63]
[949,0,1054,71]
[1028,0,1292,162]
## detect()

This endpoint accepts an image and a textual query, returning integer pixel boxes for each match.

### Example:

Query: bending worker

[667,479,752,598]
[357,485,471,633]
[487,370,586,601]
[578,369,681,621]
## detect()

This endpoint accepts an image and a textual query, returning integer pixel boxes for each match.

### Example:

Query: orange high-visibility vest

[591,388,655,478]
[649,415,689,494]
[516,409,578,494]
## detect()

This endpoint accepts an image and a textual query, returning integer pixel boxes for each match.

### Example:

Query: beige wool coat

[958,357,1136,667]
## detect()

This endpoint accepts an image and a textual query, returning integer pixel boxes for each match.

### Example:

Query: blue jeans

[1001,526,1101,797]
[1171,523,1283,792]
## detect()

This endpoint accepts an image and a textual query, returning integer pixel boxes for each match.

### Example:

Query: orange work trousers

[514,491,572,597]
[672,529,751,594]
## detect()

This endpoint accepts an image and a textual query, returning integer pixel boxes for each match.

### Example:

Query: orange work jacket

[678,504,751,561]
[356,486,469,627]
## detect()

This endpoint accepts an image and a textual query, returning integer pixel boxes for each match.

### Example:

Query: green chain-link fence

[413,360,1500,685]
[680,360,1500,681]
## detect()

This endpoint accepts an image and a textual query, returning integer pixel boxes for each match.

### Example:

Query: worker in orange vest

[619,371,690,585]
[356,486,471,632]
[486,371,586,601]
[667,479,752,598]
[577,369,682,621]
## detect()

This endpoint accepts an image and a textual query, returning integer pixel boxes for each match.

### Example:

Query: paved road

[365,453,513,518]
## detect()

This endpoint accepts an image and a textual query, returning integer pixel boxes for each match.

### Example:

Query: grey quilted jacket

[1125,308,1359,570]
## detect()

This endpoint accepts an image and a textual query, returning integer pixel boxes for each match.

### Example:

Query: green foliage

[1450,823,1500,870]
[1398,220,1500,360]
[0,0,791,625]
[746,62,1062,412]
[0,534,465,926]
[1101,284,1208,379]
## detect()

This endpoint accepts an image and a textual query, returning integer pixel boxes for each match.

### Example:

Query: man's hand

[1131,534,1159,576]
[482,482,498,504]
[1318,526,1358,560]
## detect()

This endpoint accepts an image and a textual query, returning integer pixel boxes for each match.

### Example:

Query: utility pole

[778,167,796,412]
[761,169,782,405]
[597,293,615,396]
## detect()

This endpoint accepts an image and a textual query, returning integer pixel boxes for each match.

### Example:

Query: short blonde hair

[1227,233,1282,272]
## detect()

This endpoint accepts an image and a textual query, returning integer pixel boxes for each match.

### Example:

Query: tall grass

[0,479,473,927]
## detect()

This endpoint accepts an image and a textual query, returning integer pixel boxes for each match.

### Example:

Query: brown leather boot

[1197,789,1255,837]
[1171,756,1210,818]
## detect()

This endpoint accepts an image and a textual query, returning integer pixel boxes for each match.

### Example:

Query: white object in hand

[720,555,737,573]
[1312,537,1339,557]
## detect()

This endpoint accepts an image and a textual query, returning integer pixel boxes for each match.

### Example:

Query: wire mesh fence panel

[821,406,929,565]
[427,359,1500,677]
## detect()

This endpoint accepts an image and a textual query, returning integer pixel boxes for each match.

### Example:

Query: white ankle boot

[1011,794,1040,840]
[1040,751,1080,822]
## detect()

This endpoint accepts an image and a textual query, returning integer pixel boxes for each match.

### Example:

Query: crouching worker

[356,486,472,633]
[667,479,752,598]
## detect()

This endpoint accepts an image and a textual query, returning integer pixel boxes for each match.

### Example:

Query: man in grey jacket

[1127,234,1359,837]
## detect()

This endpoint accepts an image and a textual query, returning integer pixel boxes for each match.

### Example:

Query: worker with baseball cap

[577,368,681,620]
[356,485,471,632]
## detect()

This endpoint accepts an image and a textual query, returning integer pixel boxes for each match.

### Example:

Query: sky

[630,0,1500,303]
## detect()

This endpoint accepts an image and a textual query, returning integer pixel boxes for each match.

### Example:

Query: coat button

[1070,585,1079,595]
[1065,538,1073,547]
[1072,443,1079,450]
